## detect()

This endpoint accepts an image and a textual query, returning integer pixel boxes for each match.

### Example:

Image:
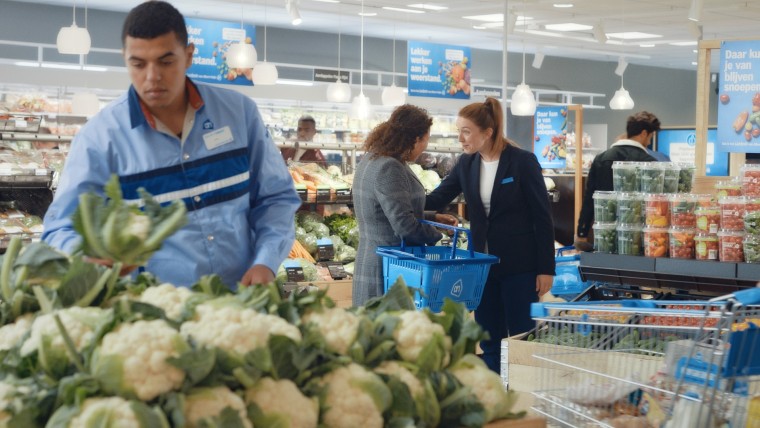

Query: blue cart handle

[400,219,473,259]
[376,248,417,260]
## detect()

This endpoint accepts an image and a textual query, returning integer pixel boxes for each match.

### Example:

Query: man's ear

[185,43,195,69]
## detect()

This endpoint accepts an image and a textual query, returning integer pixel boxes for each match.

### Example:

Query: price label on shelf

[35,168,48,176]
[14,119,27,129]
[316,238,335,261]
[283,260,305,283]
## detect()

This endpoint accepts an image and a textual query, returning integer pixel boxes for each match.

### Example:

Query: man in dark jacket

[575,111,661,249]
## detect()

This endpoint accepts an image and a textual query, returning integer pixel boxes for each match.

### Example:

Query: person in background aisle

[281,115,328,168]
[425,97,555,373]
[352,104,458,306]
[575,111,661,251]
[42,1,301,288]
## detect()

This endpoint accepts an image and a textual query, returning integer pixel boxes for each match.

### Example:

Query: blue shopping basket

[551,246,590,298]
[376,220,499,312]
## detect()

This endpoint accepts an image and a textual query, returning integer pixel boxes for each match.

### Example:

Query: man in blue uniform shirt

[42,1,301,287]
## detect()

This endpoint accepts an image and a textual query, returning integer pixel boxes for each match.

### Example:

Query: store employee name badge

[203,126,234,150]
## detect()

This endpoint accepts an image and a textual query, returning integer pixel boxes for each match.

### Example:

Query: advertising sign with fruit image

[185,18,257,87]
[407,41,471,99]
[533,106,568,169]
[717,40,760,153]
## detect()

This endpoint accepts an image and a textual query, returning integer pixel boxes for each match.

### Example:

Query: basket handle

[375,248,417,260]
[556,245,575,257]
[402,219,473,259]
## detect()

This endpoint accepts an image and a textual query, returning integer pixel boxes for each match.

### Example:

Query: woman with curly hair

[352,104,457,306]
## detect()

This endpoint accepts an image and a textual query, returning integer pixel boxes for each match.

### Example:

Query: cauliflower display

[0,380,29,425]
[64,396,166,428]
[245,377,318,428]
[374,361,422,397]
[180,301,301,357]
[138,283,193,320]
[302,307,360,355]
[374,361,441,427]
[92,319,187,401]
[0,314,33,351]
[184,386,251,428]
[392,311,451,370]
[449,354,519,422]
[318,363,391,428]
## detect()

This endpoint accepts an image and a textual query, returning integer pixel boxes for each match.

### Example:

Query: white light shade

[350,92,374,120]
[510,83,537,116]
[226,41,257,69]
[252,62,278,85]
[326,79,352,103]
[71,92,100,116]
[609,87,635,110]
[381,84,406,107]
[56,24,91,55]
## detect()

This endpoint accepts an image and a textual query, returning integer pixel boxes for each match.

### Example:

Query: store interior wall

[1,0,720,148]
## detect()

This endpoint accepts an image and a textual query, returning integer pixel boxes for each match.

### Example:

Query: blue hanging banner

[717,40,760,153]
[533,106,568,169]
[656,128,729,176]
[407,41,471,99]
[185,17,256,86]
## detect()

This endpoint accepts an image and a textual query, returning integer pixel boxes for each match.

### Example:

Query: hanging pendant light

[57,0,91,55]
[381,24,406,107]
[252,0,277,85]
[226,0,257,69]
[350,0,374,119]
[510,36,536,116]
[609,75,635,110]
[326,20,351,103]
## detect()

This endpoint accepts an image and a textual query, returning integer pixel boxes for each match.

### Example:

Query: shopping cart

[526,288,760,427]
[376,220,499,312]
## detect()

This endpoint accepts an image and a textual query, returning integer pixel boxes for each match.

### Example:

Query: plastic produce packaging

[741,164,760,197]
[662,162,681,193]
[718,230,745,262]
[746,211,760,237]
[616,224,643,256]
[643,227,669,258]
[747,196,760,212]
[668,227,695,259]
[593,222,617,254]
[616,192,644,226]
[718,196,746,231]
[593,191,617,223]
[612,161,641,192]
[715,179,742,199]
[695,234,719,261]
[639,162,665,193]
[677,163,695,193]
[695,206,721,234]
[669,194,697,228]
[745,235,760,263]
[644,194,670,227]
[694,194,715,208]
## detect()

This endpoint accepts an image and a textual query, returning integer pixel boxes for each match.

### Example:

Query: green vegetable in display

[617,227,643,256]
[593,225,617,253]
[612,163,640,192]
[745,236,760,263]
[592,192,617,223]
[72,174,188,267]
[639,165,664,193]
[678,166,695,193]
[616,194,644,225]
[746,211,760,236]
[663,164,680,193]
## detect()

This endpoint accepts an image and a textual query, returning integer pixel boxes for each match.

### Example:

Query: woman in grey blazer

[352,105,457,306]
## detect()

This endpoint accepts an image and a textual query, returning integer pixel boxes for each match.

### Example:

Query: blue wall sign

[407,41,471,99]
[656,128,729,176]
[717,40,760,153]
[533,106,568,169]
[185,18,256,86]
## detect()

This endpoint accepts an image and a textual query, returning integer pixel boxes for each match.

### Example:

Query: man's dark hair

[121,1,188,47]
[298,115,316,127]
[626,111,661,138]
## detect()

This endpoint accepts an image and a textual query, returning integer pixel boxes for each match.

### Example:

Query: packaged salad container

[694,234,719,261]
[741,164,760,197]
[644,193,670,227]
[612,161,641,192]
[593,222,617,254]
[718,196,746,232]
[643,227,669,258]
[617,224,643,256]
[718,230,745,262]
[715,179,743,199]
[669,194,697,228]
[593,191,618,223]
[639,162,665,194]
[695,206,721,234]
[616,192,644,226]
[745,235,760,263]
[668,227,696,259]
[662,162,681,193]
[677,163,695,193]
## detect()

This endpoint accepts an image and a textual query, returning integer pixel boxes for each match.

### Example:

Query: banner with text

[185,18,256,86]
[534,106,568,169]
[656,129,729,176]
[718,40,760,153]
[407,41,471,99]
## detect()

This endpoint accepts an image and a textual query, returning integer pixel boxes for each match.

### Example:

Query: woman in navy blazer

[426,97,555,372]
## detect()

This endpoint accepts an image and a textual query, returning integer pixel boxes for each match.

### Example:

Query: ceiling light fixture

[382,6,424,14]
[226,0,257,69]
[688,0,704,22]
[609,74,634,110]
[532,52,545,69]
[593,22,607,43]
[511,25,536,115]
[56,0,91,55]
[614,57,628,76]
[252,0,277,85]
[350,0,374,119]
[545,23,593,32]
[408,3,448,11]
[553,3,573,7]
[382,24,406,107]
[326,15,351,103]
[286,0,302,25]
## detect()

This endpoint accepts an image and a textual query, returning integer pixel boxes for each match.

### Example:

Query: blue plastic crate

[376,221,499,312]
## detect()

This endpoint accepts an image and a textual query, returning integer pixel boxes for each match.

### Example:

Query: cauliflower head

[184,386,251,428]
[302,307,360,355]
[180,302,301,357]
[67,396,166,428]
[139,283,193,320]
[319,363,391,428]
[392,311,451,369]
[374,361,441,427]
[92,319,187,401]
[0,314,33,351]
[374,361,422,398]
[245,377,318,428]
[0,380,31,425]
[20,307,106,356]
[449,354,517,422]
